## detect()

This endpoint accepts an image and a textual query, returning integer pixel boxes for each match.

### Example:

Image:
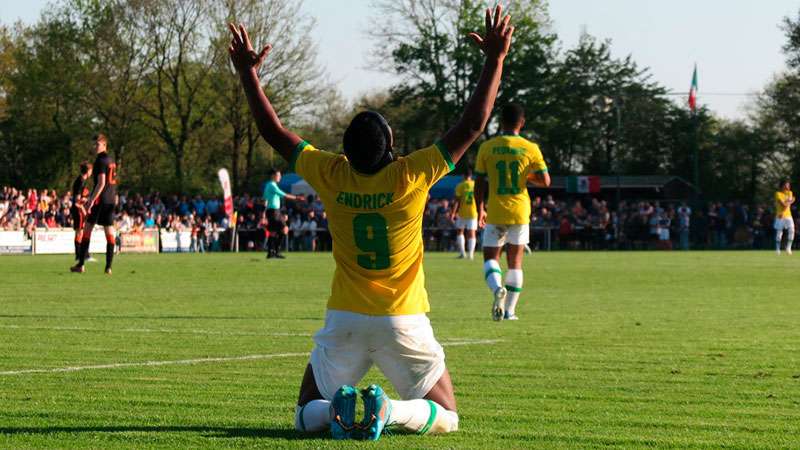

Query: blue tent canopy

[275,173,462,199]
[429,175,462,199]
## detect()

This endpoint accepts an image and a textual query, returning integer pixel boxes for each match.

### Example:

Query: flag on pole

[688,64,698,113]
[566,176,601,194]
[217,168,234,218]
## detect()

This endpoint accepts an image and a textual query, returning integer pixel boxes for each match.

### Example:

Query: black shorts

[87,203,115,227]
[70,207,85,231]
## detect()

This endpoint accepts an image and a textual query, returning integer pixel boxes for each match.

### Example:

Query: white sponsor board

[159,230,192,253]
[34,228,108,255]
[0,231,32,254]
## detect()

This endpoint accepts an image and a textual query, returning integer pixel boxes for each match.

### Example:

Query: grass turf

[1,251,799,448]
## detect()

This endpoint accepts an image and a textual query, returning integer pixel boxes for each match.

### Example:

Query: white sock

[389,399,459,434]
[483,260,503,293]
[295,400,332,432]
[787,229,795,251]
[504,269,523,316]
[467,238,476,259]
[456,234,465,256]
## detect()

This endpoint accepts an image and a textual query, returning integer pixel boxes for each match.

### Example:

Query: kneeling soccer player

[228,5,515,440]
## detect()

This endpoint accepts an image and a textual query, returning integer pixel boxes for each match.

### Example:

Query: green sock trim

[505,285,523,293]
[484,268,502,280]
[298,404,307,432]
[417,400,437,435]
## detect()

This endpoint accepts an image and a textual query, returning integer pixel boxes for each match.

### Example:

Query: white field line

[0,325,311,337]
[0,339,502,376]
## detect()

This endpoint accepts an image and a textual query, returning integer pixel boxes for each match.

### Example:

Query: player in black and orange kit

[71,134,118,275]
[70,162,92,261]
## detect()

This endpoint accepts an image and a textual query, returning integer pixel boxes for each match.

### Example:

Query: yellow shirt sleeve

[527,144,548,174]
[291,140,339,188]
[399,142,455,189]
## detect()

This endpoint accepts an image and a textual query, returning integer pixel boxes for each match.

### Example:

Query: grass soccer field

[1,251,800,448]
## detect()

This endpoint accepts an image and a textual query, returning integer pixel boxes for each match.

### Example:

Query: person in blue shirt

[264,169,301,214]
[263,169,302,258]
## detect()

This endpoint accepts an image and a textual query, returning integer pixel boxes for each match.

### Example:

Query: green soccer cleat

[330,385,358,440]
[492,286,507,321]
[360,384,392,441]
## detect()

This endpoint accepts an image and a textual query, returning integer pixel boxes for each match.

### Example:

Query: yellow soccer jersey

[454,179,477,219]
[775,190,794,219]
[475,134,548,225]
[291,140,454,316]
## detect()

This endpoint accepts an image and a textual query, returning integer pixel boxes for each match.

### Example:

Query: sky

[2,0,797,120]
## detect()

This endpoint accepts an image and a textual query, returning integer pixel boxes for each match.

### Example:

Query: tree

[210,0,322,193]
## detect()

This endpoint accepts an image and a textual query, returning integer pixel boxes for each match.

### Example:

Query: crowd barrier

[159,230,192,253]
[0,231,31,254]
[0,228,160,255]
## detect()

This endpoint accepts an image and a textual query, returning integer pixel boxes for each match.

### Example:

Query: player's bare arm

[527,171,551,188]
[450,199,461,221]
[440,5,514,164]
[475,175,488,227]
[88,174,106,207]
[228,23,302,161]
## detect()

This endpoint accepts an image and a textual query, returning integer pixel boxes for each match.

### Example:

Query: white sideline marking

[0,325,311,337]
[0,339,501,376]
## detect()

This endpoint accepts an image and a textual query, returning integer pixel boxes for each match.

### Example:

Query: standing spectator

[677,202,691,250]
[301,210,318,251]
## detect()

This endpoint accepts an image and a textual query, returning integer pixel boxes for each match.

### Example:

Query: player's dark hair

[79,162,90,175]
[779,179,790,189]
[267,169,279,178]
[93,133,107,143]
[500,103,525,128]
[343,111,394,175]
[464,168,473,178]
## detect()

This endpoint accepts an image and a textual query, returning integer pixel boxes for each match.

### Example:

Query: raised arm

[440,5,514,165]
[228,24,302,161]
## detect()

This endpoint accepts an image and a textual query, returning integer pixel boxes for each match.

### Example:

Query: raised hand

[228,23,272,73]
[468,5,514,60]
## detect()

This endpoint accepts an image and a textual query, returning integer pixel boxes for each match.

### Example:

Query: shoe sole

[493,287,507,322]
[360,384,391,441]
[331,386,358,440]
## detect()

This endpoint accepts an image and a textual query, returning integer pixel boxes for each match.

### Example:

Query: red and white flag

[217,168,233,218]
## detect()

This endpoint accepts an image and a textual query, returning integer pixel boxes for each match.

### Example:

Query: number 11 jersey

[292,140,454,316]
[475,134,548,225]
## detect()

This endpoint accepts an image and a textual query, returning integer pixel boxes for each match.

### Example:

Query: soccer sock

[388,399,459,434]
[105,234,115,270]
[787,229,795,251]
[467,238,476,259]
[483,259,503,293]
[74,238,81,260]
[776,229,784,252]
[504,269,524,316]
[456,234,465,256]
[78,238,91,266]
[295,400,332,432]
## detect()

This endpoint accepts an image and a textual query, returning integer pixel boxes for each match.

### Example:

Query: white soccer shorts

[455,217,478,231]
[774,218,795,231]
[310,309,446,401]
[482,223,530,247]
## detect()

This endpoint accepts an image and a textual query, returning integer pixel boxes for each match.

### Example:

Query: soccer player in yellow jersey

[451,170,478,259]
[774,179,795,255]
[475,104,550,321]
[229,5,514,441]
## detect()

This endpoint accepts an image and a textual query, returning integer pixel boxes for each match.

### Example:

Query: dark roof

[546,175,697,191]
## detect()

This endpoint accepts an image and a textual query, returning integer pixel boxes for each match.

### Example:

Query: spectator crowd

[1,185,792,252]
